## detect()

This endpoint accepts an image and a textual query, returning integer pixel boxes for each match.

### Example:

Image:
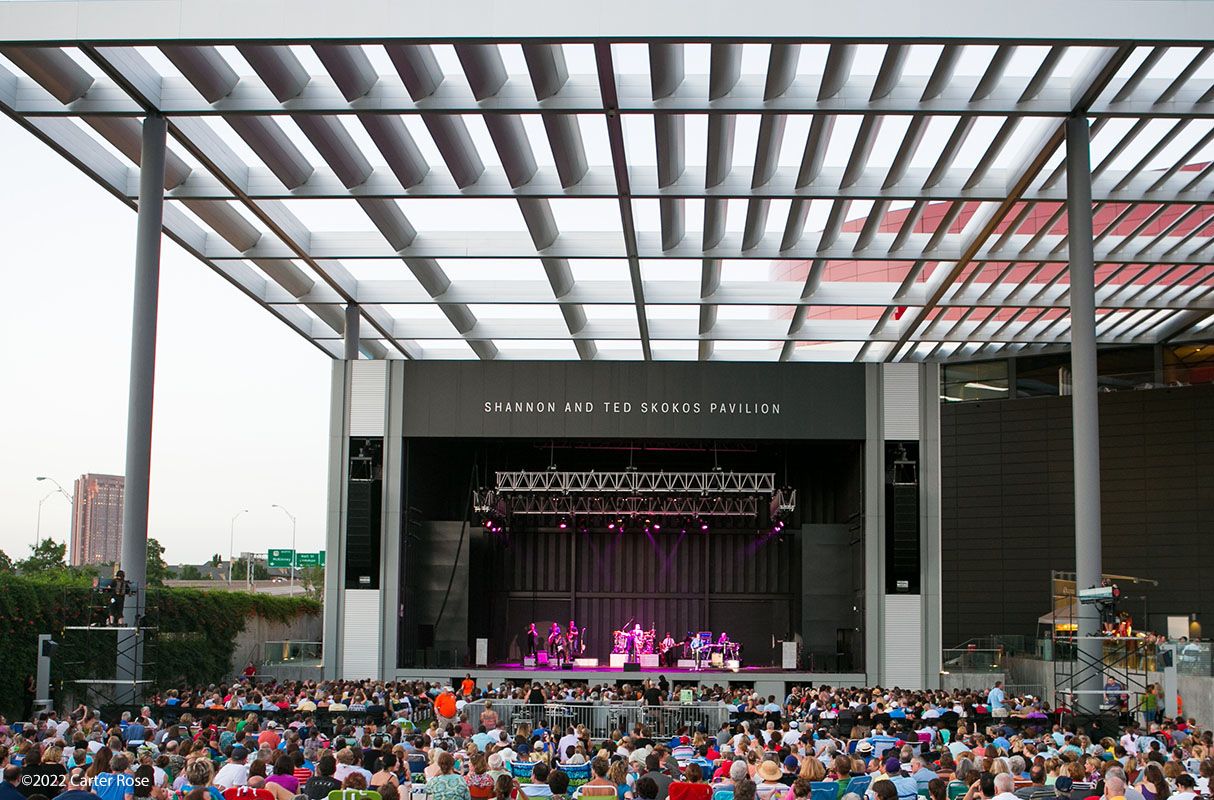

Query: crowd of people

[0,680,1209,800]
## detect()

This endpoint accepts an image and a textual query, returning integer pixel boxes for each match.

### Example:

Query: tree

[0,550,13,573]
[17,538,66,574]
[178,564,205,580]
[145,538,170,586]
[230,559,269,581]
[210,553,222,569]
[300,565,325,601]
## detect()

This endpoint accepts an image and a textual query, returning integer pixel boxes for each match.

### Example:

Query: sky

[0,114,331,566]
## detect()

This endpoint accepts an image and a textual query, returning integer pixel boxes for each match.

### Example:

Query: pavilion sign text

[483,400,781,417]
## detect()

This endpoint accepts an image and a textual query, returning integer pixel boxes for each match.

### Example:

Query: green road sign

[319,550,326,566]
[267,548,294,568]
[295,552,320,567]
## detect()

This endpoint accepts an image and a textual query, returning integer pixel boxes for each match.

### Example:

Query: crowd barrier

[459,700,732,738]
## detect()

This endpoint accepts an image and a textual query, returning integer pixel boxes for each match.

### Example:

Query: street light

[271,504,297,588]
[35,476,73,550]
[229,509,249,586]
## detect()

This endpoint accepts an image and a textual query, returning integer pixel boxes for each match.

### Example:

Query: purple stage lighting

[607,522,615,530]
[700,521,709,532]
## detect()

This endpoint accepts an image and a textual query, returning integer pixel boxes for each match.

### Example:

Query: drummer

[628,623,645,660]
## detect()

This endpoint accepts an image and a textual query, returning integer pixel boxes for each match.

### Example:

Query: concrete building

[70,473,124,566]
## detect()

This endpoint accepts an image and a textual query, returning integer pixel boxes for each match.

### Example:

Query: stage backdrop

[470,528,799,666]
[400,362,865,439]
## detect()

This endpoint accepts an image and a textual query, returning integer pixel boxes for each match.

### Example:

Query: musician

[525,623,540,658]
[717,630,735,662]
[547,622,564,661]
[567,620,580,656]
[107,569,131,626]
[628,623,645,660]
[689,632,704,671]
[660,632,676,667]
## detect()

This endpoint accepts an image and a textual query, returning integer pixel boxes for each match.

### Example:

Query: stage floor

[491,661,810,675]
[388,664,867,690]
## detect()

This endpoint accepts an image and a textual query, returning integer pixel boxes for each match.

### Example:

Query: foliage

[17,538,67,573]
[145,538,170,586]
[176,564,205,580]
[0,573,320,719]
[230,559,269,581]
[0,550,13,573]
[300,565,325,601]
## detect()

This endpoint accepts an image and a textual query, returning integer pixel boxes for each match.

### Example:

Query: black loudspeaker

[1072,712,1120,739]
[562,663,573,671]
[623,662,641,672]
[418,624,435,649]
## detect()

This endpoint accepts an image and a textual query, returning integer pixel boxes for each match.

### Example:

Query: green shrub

[0,574,319,718]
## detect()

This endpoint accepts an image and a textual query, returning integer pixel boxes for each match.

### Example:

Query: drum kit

[611,621,656,654]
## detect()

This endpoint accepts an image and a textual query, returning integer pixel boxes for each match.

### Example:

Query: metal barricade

[461,700,730,739]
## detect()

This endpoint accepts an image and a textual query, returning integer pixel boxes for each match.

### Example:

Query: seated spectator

[548,770,571,800]
[670,764,711,800]
[304,756,342,800]
[465,754,494,800]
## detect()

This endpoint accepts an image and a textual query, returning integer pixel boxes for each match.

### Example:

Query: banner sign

[402,362,865,439]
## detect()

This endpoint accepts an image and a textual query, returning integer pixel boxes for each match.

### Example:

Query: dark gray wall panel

[941,384,1214,647]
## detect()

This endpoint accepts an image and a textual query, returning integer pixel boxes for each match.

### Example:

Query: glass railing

[262,640,323,664]
[941,647,1006,673]
[1175,641,1214,676]
[1029,637,1214,676]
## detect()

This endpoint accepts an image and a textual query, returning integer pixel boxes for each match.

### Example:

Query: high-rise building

[70,474,124,567]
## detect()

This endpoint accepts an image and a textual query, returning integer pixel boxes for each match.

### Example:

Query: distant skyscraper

[70,474,124,566]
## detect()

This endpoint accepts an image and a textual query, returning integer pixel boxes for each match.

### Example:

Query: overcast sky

[0,114,330,566]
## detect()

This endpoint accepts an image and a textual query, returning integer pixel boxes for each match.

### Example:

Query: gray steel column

[863,364,885,685]
[1065,115,1104,709]
[379,362,405,679]
[116,114,167,702]
[919,362,943,688]
[322,361,349,679]
[344,304,361,360]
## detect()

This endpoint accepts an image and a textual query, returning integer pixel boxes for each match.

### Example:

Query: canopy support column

[116,113,166,704]
[1065,114,1104,710]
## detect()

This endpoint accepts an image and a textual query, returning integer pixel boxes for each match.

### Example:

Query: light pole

[35,490,56,546]
[271,504,297,588]
[229,509,249,585]
[35,476,73,550]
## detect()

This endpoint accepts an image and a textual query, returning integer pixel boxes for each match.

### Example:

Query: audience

[3,678,1211,800]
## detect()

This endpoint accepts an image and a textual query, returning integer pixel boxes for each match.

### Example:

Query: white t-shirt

[214,762,250,789]
[557,734,581,763]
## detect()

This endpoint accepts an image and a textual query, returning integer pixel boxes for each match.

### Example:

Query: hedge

[0,573,320,719]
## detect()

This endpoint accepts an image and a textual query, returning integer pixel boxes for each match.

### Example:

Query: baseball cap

[884,757,903,774]
[1054,777,1073,792]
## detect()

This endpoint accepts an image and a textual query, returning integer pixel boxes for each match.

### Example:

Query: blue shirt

[91,773,134,800]
[0,781,25,800]
[988,687,1005,711]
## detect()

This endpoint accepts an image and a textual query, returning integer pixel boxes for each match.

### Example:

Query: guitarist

[660,631,677,667]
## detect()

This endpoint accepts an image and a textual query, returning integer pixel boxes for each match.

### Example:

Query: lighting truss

[475,490,759,518]
[492,470,776,495]
[3,3,1214,362]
